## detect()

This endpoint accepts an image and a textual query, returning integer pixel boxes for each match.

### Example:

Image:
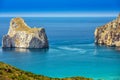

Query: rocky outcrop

[94,14,120,46]
[2,18,49,48]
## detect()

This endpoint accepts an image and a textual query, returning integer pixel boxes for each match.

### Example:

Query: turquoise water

[0,17,120,80]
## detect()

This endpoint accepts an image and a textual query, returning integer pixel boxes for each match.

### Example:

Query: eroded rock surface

[95,14,120,46]
[2,18,49,48]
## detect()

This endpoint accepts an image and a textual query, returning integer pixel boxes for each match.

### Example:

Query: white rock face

[2,17,49,48]
[94,14,120,47]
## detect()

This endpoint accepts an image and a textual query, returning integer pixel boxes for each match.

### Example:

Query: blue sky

[0,0,120,17]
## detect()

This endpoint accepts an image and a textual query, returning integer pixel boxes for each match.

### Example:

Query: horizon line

[0,12,119,17]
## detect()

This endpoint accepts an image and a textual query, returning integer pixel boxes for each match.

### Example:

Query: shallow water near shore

[0,17,120,80]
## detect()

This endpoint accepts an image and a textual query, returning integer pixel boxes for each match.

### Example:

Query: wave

[58,46,86,53]
[72,43,94,46]
[48,54,66,58]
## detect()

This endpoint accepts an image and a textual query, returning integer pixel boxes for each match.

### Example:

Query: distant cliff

[2,18,49,48]
[94,14,120,46]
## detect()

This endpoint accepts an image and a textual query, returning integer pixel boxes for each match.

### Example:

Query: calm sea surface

[0,17,120,80]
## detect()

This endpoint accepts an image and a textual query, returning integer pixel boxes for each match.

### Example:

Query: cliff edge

[94,14,120,46]
[2,18,49,48]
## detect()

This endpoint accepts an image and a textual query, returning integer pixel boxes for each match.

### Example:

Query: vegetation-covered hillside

[0,62,92,80]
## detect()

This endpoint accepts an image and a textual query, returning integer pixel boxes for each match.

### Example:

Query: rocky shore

[2,18,49,48]
[94,14,120,46]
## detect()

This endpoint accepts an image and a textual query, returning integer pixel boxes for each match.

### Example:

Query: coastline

[0,62,92,80]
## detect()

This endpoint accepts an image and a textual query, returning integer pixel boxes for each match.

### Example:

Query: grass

[12,17,43,34]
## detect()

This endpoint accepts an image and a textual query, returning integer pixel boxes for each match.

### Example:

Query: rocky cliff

[2,18,49,48]
[94,14,120,46]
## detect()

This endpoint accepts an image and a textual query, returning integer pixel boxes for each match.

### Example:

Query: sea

[0,17,120,80]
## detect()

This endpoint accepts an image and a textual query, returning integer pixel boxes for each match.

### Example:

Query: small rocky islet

[94,14,120,46]
[2,17,49,48]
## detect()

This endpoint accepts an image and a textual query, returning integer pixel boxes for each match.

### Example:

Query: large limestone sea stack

[2,18,49,48]
[95,14,120,46]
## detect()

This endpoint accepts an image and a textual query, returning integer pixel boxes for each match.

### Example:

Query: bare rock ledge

[2,17,49,48]
[94,14,120,47]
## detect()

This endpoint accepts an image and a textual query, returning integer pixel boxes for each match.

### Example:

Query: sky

[0,0,120,17]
